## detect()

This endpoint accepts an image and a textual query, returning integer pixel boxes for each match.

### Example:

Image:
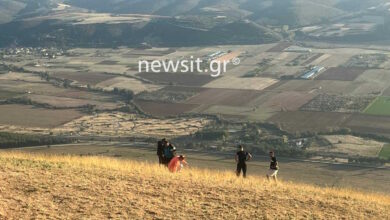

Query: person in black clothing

[235,145,252,178]
[157,138,167,165]
[163,142,176,165]
[267,151,279,182]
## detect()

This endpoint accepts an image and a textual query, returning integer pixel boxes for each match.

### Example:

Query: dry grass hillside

[0,152,389,219]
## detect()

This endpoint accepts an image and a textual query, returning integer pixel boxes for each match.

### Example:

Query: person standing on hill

[163,142,176,165]
[267,151,279,182]
[168,155,188,173]
[157,138,167,165]
[235,145,252,178]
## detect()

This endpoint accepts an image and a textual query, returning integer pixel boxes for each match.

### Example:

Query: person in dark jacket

[267,151,279,182]
[157,138,167,165]
[163,142,176,165]
[235,145,252,178]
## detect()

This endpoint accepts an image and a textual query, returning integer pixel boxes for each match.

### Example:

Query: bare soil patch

[186,88,263,106]
[343,114,390,137]
[316,67,366,81]
[267,111,352,133]
[134,100,199,116]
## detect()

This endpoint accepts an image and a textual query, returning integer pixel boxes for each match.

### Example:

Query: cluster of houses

[1,47,64,59]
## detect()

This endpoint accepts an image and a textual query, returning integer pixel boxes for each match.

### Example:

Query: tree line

[0,132,73,149]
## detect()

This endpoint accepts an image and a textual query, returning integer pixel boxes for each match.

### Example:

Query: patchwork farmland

[1,42,390,168]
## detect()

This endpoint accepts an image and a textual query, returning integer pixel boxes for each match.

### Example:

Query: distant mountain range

[0,0,389,47]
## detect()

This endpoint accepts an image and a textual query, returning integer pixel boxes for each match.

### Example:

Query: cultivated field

[52,72,116,86]
[0,104,84,128]
[380,144,390,160]
[203,76,278,91]
[311,135,385,158]
[315,54,354,68]
[316,67,366,81]
[271,80,357,95]
[0,90,21,100]
[186,88,263,106]
[0,79,115,102]
[96,77,162,94]
[343,114,390,137]
[26,94,121,110]
[260,91,315,111]
[202,105,273,121]
[0,152,388,219]
[301,94,374,113]
[352,69,390,95]
[384,87,390,96]
[364,96,390,116]
[137,72,214,87]
[268,111,351,133]
[0,72,44,83]
[134,100,200,117]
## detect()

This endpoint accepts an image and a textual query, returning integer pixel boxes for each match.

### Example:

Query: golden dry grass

[0,152,389,219]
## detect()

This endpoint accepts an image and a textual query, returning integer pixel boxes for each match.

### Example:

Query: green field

[379,144,390,160]
[364,97,390,116]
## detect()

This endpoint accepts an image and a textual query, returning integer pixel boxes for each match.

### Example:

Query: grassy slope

[0,0,26,24]
[0,152,389,219]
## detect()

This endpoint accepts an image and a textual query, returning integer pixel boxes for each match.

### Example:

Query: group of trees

[112,87,134,104]
[183,121,308,157]
[0,132,73,149]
